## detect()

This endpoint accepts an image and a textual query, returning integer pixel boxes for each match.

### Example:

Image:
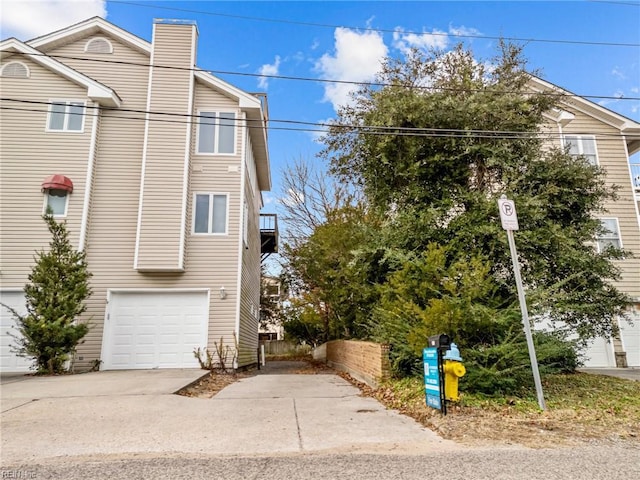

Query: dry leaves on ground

[177,370,254,398]
[338,371,640,449]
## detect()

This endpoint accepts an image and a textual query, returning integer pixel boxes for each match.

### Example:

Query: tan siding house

[534,77,640,368]
[0,17,275,372]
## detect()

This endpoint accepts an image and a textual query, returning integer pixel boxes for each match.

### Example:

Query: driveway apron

[0,362,456,465]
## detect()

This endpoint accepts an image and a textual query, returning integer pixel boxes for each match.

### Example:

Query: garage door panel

[102,291,208,370]
[582,337,614,367]
[138,334,156,344]
[0,291,34,373]
[160,334,180,344]
[620,309,639,367]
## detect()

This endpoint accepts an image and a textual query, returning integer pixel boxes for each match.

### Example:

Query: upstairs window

[197,111,236,154]
[1,61,29,78]
[193,193,228,234]
[41,174,73,217]
[47,101,85,132]
[44,189,69,217]
[596,218,622,252]
[564,135,598,166]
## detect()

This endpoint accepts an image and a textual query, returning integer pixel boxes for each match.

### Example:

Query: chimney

[134,20,198,272]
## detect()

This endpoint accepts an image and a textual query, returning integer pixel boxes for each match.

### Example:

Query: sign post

[498,196,546,411]
[423,347,445,414]
[423,334,451,415]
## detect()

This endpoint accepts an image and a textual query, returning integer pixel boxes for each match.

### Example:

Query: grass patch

[368,372,640,448]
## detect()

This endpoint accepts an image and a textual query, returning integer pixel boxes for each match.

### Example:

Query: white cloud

[282,188,305,207]
[448,24,482,39]
[307,117,335,142]
[257,55,281,90]
[1,0,106,40]
[315,27,388,111]
[611,67,626,80]
[393,27,448,54]
[631,87,639,94]
[392,24,482,56]
[598,90,625,108]
[262,192,276,206]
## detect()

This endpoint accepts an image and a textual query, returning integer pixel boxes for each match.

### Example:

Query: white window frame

[192,193,229,235]
[42,189,69,218]
[46,100,86,133]
[596,218,623,252]
[195,110,236,155]
[563,135,599,166]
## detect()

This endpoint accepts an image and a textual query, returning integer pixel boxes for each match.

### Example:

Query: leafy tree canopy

[318,42,630,339]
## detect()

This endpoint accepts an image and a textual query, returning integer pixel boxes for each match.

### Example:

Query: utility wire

[588,1,640,6]
[11,51,640,102]
[3,97,635,139]
[110,0,640,48]
[2,100,636,142]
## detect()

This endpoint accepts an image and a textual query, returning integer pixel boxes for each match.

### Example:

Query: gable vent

[1,61,29,78]
[85,37,113,54]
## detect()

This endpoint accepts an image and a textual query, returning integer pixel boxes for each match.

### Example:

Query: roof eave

[245,109,271,192]
[528,75,640,130]
[1,38,121,107]
[26,16,151,55]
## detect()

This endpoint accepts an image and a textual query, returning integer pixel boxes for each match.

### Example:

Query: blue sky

[2,1,639,210]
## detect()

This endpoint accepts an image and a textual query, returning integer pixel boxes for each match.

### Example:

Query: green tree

[2,214,91,374]
[320,42,630,341]
[281,298,327,347]
[283,204,378,340]
[368,244,578,390]
[278,156,378,342]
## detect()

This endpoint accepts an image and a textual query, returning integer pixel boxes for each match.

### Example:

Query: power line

[11,51,640,102]
[2,98,636,142]
[110,0,640,48]
[589,0,640,6]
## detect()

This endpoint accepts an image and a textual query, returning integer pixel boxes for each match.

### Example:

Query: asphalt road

[3,364,639,479]
[3,447,639,480]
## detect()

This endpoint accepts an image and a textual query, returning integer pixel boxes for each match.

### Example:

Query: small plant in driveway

[1,213,91,374]
[194,347,215,370]
[193,334,239,372]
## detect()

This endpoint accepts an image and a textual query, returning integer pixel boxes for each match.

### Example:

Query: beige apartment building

[0,17,277,372]
[532,77,640,367]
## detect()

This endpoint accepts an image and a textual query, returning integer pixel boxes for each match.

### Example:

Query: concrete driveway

[0,363,456,466]
[1,369,206,412]
[579,367,640,382]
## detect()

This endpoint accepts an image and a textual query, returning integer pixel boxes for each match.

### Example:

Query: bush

[1,214,91,374]
[461,330,580,396]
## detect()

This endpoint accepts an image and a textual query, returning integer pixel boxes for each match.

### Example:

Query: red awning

[41,174,73,193]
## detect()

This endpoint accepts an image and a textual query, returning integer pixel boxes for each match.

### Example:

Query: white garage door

[582,336,615,367]
[0,291,33,373]
[620,308,640,367]
[102,291,209,370]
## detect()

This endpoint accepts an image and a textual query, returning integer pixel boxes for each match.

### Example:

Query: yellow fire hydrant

[443,343,466,402]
